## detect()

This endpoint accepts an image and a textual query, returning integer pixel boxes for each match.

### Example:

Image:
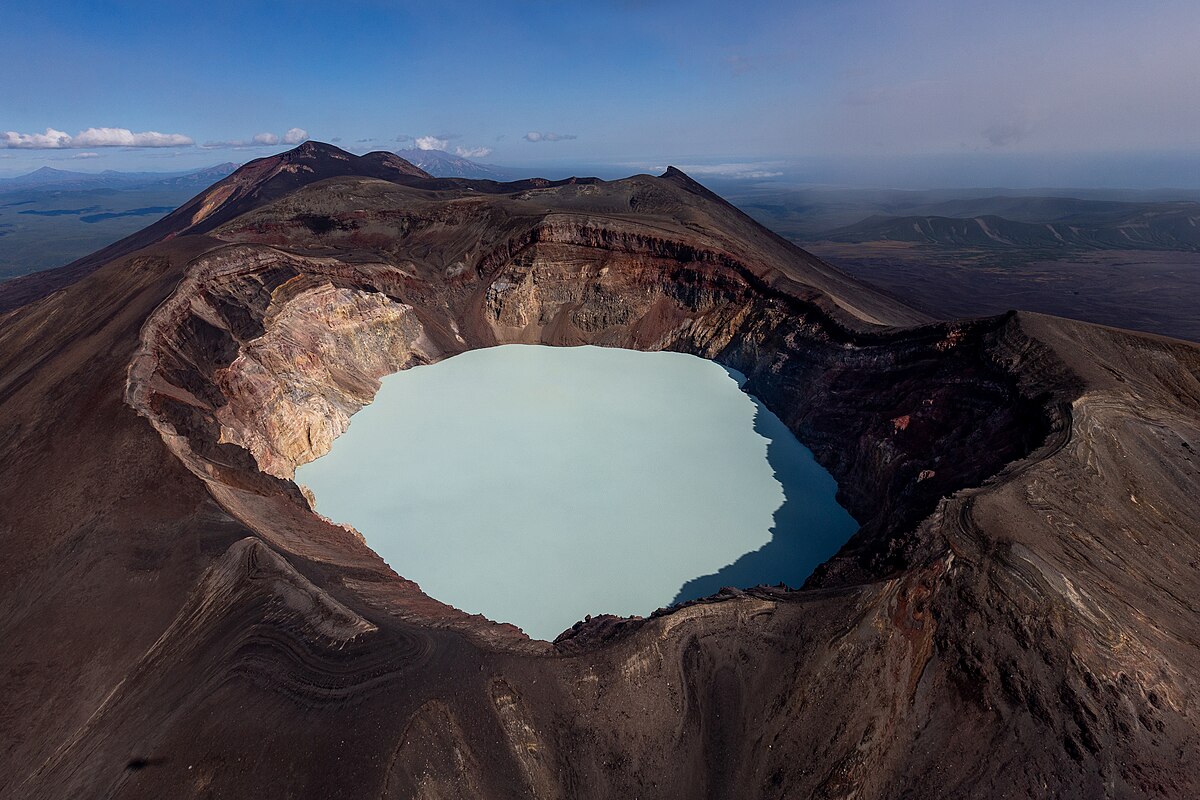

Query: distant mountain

[150,163,240,189]
[821,203,1200,252]
[394,148,517,180]
[902,195,1184,224]
[0,142,432,308]
[0,164,240,193]
[0,167,135,191]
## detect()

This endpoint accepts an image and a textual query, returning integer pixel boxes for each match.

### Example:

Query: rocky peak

[286,139,352,159]
[357,150,432,179]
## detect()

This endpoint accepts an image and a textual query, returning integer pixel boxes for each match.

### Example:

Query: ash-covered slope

[0,143,1197,799]
[0,142,431,313]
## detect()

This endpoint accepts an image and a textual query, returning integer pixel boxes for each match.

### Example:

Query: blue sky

[2,0,1199,187]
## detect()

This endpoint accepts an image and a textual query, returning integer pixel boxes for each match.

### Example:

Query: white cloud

[524,131,577,142]
[73,152,101,159]
[0,127,193,149]
[73,128,193,148]
[455,146,492,159]
[2,129,71,148]
[415,135,449,151]
[202,128,309,149]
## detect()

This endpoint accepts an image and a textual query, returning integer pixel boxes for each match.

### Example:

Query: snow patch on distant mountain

[394,149,518,181]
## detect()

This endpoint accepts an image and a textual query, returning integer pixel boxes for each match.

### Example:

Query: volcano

[0,141,1197,798]
[394,147,518,180]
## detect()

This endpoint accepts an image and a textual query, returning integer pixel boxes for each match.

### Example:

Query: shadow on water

[670,382,860,606]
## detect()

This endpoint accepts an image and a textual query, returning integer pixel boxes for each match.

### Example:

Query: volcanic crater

[1,141,1197,798]
[123,163,1049,637]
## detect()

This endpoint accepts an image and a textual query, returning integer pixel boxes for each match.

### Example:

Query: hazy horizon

[3,0,1199,191]
[5,146,1200,193]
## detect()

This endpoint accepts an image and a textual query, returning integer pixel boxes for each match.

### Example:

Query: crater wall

[128,221,1058,597]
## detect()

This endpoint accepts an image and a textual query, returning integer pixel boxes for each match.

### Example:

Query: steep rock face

[215,283,435,478]
[127,205,1049,594]
[2,147,1198,798]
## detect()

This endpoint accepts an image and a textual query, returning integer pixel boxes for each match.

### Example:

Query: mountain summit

[394,147,516,180]
[174,140,431,233]
[0,142,431,311]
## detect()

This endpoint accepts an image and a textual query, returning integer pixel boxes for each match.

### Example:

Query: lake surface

[296,344,857,640]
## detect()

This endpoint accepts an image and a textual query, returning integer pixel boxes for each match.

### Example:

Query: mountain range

[722,184,1200,341]
[0,163,240,192]
[822,200,1200,251]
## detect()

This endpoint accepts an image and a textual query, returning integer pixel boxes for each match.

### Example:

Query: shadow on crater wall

[671,391,860,605]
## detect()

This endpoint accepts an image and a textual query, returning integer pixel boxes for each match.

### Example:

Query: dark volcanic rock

[0,142,1197,799]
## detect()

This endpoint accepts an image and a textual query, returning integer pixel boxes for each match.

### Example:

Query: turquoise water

[296,345,857,640]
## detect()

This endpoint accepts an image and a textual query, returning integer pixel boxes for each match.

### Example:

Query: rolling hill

[824,203,1200,251]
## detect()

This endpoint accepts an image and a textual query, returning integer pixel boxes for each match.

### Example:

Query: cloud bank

[0,127,194,149]
[202,128,309,149]
[524,131,577,142]
[408,135,492,159]
[415,135,448,151]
